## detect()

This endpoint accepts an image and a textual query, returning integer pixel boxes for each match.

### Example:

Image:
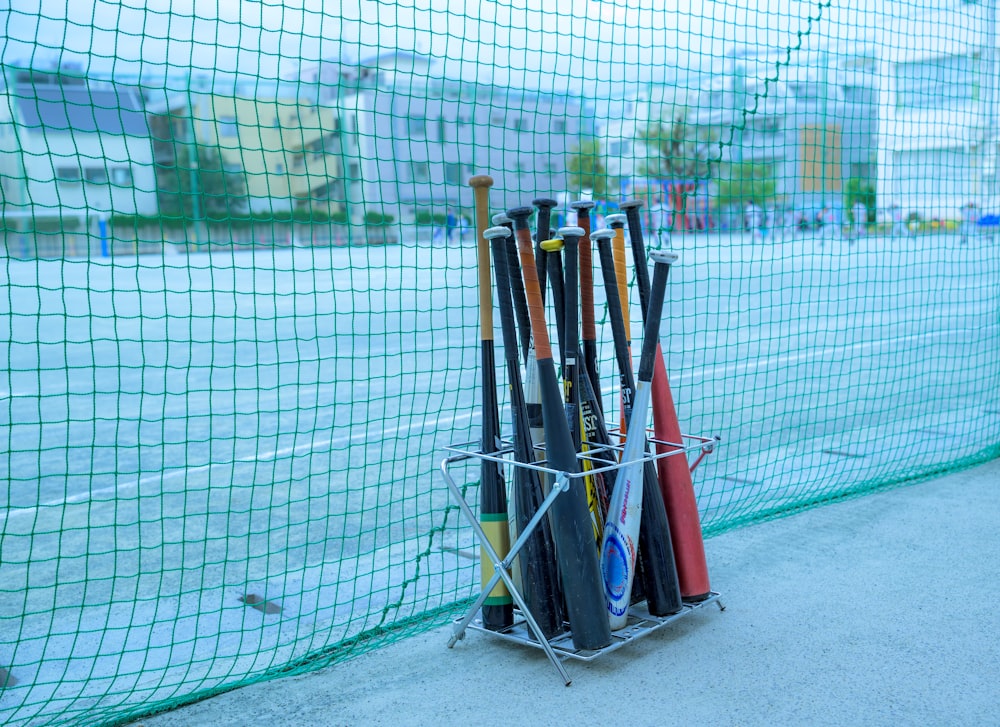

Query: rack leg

[447,552,574,684]
[512,596,573,686]
[448,590,491,648]
[441,460,575,682]
[447,566,504,648]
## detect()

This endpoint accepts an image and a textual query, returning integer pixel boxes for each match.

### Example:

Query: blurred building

[0,63,159,227]
[143,78,349,220]
[877,1,999,219]
[299,50,589,223]
[597,44,879,228]
[781,46,879,219]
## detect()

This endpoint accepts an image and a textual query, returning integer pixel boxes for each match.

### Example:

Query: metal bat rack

[440,430,724,685]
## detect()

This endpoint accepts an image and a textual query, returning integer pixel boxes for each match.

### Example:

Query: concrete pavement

[136,457,1000,726]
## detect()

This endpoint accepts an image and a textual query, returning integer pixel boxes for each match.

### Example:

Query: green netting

[2,0,1000,723]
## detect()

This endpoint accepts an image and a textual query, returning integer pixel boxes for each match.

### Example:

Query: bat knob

[619,199,643,211]
[570,200,596,211]
[469,175,494,189]
[556,225,585,239]
[650,250,679,265]
[605,213,627,227]
[491,213,512,226]
[532,197,558,209]
[540,238,564,252]
[506,207,535,226]
[591,228,614,242]
[484,225,512,240]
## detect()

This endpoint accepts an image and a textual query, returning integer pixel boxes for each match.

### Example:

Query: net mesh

[2,1,1000,723]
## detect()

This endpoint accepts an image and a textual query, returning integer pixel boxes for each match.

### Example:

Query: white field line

[0,378,335,403]
[0,325,984,522]
[0,409,478,522]
[670,327,967,386]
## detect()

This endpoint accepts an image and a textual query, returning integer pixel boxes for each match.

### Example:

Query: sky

[0,0,962,92]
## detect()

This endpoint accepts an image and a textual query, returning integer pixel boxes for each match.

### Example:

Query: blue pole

[99,215,109,257]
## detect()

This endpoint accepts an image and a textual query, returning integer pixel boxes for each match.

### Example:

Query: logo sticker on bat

[581,413,599,438]
[601,524,636,618]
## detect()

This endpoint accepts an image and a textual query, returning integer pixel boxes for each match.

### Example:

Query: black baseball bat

[484,224,565,639]
[557,226,583,451]
[532,198,557,306]
[543,241,567,373]
[493,212,531,362]
[508,206,612,651]
[555,227,605,542]
[525,200,557,463]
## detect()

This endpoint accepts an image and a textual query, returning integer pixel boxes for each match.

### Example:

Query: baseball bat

[595,228,682,617]
[469,175,513,630]
[508,206,612,651]
[577,353,615,519]
[552,228,605,542]
[484,224,565,639]
[556,226,583,450]
[533,198,558,304]
[605,213,659,607]
[493,212,531,362]
[598,219,646,601]
[525,199,557,462]
[545,242,566,372]
[570,201,603,415]
[620,200,711,601]
[492,212,529,586]
[600,250,675,629]
[606,214,632,428]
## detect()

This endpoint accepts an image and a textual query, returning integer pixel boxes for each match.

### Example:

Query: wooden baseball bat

[469,175,513,630]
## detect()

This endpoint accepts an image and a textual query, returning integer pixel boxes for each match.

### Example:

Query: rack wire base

[458,592,724,662]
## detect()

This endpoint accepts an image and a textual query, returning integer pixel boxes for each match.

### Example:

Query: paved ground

[136,456,1000,727]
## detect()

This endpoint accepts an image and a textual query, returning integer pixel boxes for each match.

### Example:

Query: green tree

[845,177,876,224]
[566,139,609,198]
[715,162,777,210]
[638,109,718,180]
[155,143,248,221]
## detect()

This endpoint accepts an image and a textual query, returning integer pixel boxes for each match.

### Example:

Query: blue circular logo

[602,535,630,602]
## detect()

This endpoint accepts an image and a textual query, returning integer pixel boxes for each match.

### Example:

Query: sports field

[2,228,999,723]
